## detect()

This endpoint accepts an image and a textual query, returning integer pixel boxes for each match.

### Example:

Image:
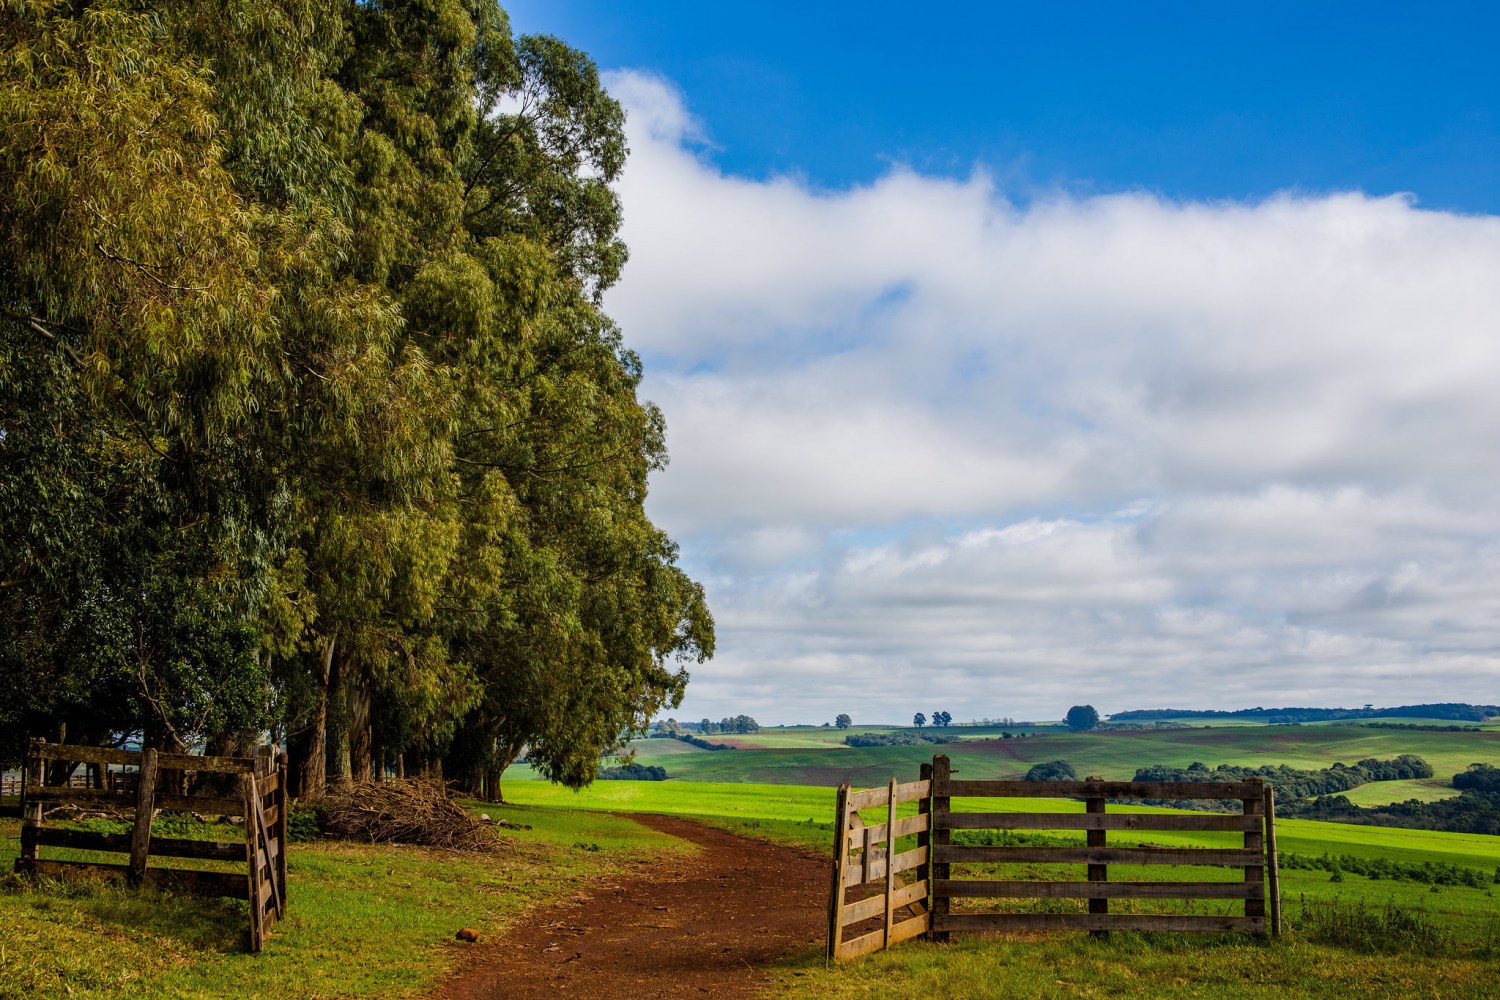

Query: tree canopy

[1065,705,1100,732]
[0,0,712,798]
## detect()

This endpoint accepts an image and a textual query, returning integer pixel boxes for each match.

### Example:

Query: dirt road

[435,814,829,999]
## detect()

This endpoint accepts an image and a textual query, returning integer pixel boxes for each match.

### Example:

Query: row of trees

[913,711,953,727]
[0,0,712,800]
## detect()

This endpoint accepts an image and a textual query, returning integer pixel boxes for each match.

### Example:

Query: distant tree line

[1110,704,1498,724]
[598,762,667,781]
[1132,756,1433,801]
[1278,790,1500,835]
[844,732,959,748]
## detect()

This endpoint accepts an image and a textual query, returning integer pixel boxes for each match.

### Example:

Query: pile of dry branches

[318,778,500,852]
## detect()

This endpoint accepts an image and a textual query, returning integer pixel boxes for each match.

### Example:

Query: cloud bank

[603,71,1500,724]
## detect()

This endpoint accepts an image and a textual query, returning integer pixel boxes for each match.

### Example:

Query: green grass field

[602,724,1500,804]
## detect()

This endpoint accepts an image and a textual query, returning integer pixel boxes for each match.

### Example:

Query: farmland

[573,722,1500,800]
[5,718,1499,998]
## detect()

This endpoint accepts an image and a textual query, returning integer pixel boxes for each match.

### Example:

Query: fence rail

[15,738,288,952]
[827,754,1282,960]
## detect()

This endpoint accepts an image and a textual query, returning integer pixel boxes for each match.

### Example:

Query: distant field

[587,723,1500,795]
[1339,778,1461,806]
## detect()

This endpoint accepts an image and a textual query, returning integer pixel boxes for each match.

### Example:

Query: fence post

[826,783,852,962]
[917,761,932,914]
[128,748,159,882]
[884,777,897,948]
[1086,779,1108,936]
[274,751,289,915]
[1264,784,1281,937]
[20,738,44,867]
[929,755,951,943]
[1243,781,1266,930]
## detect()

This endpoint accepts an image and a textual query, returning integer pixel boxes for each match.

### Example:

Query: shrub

[1297,898,1447,954]
[1025,760,1077,781]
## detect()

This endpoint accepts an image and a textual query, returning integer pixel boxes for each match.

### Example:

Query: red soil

[433,814,829,999]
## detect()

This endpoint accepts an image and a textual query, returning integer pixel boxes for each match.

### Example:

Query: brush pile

[319,778,500,852]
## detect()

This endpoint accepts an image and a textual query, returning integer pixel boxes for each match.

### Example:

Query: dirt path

[435,815,829,999]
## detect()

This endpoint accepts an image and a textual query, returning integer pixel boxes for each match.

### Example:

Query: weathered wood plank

[272,751,289,915]
[934,912,1266,934]
[1265,785,1282,938]
[846,812,931,848]
[934,879,1263,899]
[930,755,951,943]
[939,779,1264,799]
[826,783,852,962]
[842,880,929,925]
[847,786,889,811]
[129,749,159,879]
[938,812,1261,832]
[892,779,930,804]
[155,752,255,774]
[31,744,141,767]
[844,845,930,887]
[835,912,929,961]
[883,778,898,948]
[935,845,1260,866]
[1086,794,1107,933]
[154,794,243,816]
[27,787,135,806]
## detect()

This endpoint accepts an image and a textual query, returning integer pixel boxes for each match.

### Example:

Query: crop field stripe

[938,812,1261,832]
[935,845,1261,866]
[933,879,1263,899]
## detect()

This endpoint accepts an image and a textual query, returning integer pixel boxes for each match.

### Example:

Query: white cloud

[604,71,1500,724]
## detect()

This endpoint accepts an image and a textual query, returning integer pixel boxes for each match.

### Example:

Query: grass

[591,723,1500,801]
[0,806,687,1000]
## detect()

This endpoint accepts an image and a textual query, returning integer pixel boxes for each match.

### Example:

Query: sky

[504,2,1500,725]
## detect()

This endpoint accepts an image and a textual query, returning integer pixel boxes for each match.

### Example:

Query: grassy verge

[0,804,687,1000]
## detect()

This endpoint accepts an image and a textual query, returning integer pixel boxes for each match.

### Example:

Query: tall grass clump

[1296,896,1448,953]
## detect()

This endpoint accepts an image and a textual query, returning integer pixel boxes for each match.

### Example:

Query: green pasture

[600,723,1500,795]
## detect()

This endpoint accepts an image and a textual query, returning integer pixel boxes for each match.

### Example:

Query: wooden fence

[826,769,934,961]
[15,738,289,952]
[828,754,1281,960]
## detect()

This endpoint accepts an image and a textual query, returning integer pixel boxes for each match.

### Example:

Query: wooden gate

[826,769,933,961]
[15,738,289,952]
[828,754,1282,960]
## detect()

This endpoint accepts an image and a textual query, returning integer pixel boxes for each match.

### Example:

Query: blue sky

[509,1,1500,213]
[505,2,1500,725]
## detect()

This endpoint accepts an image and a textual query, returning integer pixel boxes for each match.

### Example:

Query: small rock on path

[434,814,829,999]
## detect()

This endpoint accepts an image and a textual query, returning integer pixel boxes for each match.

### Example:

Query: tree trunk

[326,649,351,789]
[291,635,335,800]
[346,679,372,783]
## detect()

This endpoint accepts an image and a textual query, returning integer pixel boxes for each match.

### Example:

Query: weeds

[1295,896,1448,953]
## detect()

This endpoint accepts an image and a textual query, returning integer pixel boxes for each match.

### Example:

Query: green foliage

[835,713,852,729]
[1025,760,1078,781]
[1452,763,1500,793]
[1066,705,1101,731]
[1134,755,1434,800]
[0,0,713,789]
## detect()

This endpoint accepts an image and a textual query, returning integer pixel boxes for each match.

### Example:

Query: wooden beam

[128,748,158,881]
[934,912,1266,934]
[1265,785,1282,938]
[939,779,1265,800]
[938,812,1261,832]
[934,879,1262,899]
[935,845,1261,866]
[826,783,852,962]
[930,754,951,944]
